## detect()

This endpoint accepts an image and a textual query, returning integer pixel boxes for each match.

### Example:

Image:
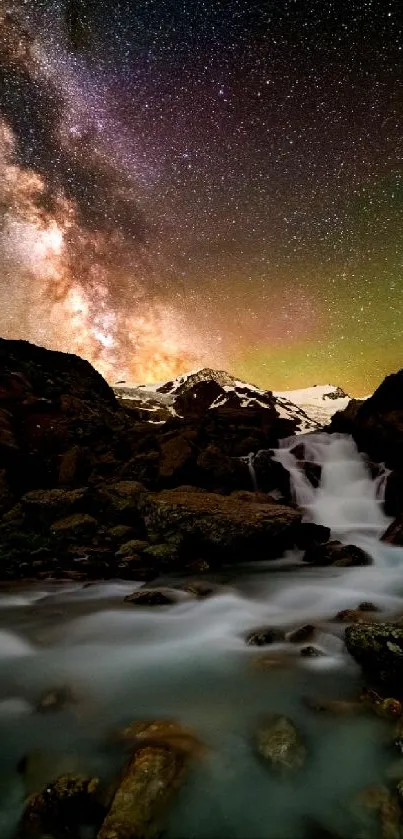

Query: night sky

[0,0,402,393]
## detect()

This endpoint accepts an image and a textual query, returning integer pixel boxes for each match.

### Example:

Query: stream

[1,432,403,837]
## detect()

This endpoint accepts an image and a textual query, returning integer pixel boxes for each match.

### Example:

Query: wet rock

[345,623,403,692]
[294,523,330,550]
[300,646,325,657]
[288,624,316,644]
[19,773,102,838]
[256,714,306,773]
[251,449,292,498]
[51,513,99,539]
[245,626,285,646]
[98,721,195,839]
[302,461,322,489]
[303,540,372,567]
[178,581,216,599]
[124,588,177,607]
[382,515,403,547]
[141,489,302,564]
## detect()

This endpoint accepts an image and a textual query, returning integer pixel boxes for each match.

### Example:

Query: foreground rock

[141,489,302,563]
[19,773,102,838]
[256,714,306,774]
[345,623,403,693]
[98,720,200,839]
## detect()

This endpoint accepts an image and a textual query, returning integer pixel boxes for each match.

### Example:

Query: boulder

[345,623,403,692]
[141,489,302,564]
[303,540,372,567]
[256,714,306,773]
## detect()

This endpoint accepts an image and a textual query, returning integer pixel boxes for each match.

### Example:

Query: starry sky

[0,0,402,393]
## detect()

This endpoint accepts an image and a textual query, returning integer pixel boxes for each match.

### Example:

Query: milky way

[0,0,402,391]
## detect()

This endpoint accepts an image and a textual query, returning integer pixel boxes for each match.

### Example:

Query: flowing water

[1,433,403,838]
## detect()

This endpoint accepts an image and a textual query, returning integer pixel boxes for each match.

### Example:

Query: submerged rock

[353,785,401,839]
[178,581,217,598]
[245,626,285,646]
[300,646,325,657]
[345,623,403,692]
[118,719,208,760]
[255,714,306,773]
[288,624,316,644]
[98,720,198,839]
[19,773,102,838]
[36,686,76,714]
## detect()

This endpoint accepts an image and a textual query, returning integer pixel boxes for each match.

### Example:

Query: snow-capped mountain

[113,368,332,432]
[274,384,351,426]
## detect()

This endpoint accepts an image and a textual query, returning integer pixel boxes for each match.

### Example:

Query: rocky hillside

[0,339,332,582]
[114,368,320,432]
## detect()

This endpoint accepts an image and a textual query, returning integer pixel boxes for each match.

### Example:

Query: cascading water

[0,431,402,838]
[274,432,390,540]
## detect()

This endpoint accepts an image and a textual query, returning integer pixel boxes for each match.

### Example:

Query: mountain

[274,384,351,426]
[113,369,333,432]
